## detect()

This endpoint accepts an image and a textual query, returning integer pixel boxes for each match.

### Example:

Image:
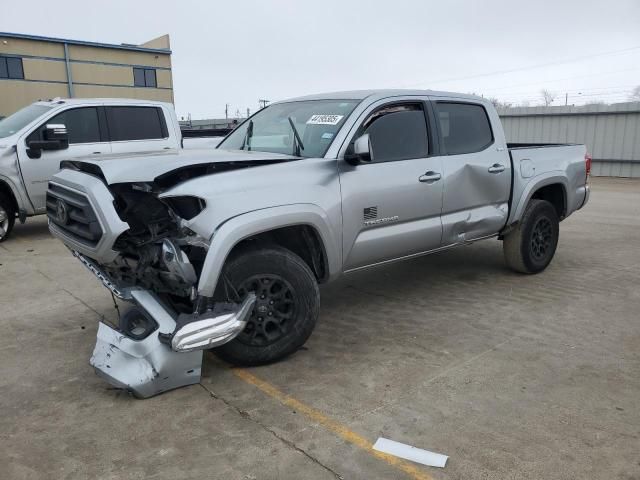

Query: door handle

[488,163,505,174]
[92,151,102,154]
[418,171,442,183]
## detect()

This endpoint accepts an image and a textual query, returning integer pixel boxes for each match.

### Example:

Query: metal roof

[281,89,486,103]
[0,31,171,54]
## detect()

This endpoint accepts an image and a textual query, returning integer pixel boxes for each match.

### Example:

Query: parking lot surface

[1,177,639,480]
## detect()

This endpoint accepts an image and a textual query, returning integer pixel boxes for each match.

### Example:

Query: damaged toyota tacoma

[47,89,590,397]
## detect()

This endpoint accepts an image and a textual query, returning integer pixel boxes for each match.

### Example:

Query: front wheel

[503,199,559,274]
[212,246,320,366]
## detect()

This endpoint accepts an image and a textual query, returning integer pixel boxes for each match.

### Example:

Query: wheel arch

[0,179,20,214]
[197,204,341,297]
[510,174,568,226]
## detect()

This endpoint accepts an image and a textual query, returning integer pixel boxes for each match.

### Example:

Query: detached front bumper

[74,254,256,398]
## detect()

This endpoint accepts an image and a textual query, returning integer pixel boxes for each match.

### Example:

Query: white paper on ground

[373,437,448,468]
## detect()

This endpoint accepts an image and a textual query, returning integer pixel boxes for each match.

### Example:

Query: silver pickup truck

[47,89,590,397]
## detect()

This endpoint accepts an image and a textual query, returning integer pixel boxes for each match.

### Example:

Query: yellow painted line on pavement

[233,368,434,480]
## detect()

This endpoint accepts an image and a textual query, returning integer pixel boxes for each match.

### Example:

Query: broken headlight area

[162,196,206,221]
[104,184,209,306]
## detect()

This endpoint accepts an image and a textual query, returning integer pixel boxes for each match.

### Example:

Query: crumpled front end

[46,166,257,398]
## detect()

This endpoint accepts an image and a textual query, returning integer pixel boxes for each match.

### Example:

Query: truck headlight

[163,196,206,220]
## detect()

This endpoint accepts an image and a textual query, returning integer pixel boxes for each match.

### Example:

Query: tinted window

[28,107,101,144]
[0,56,24,79]
[144,69,157,87]
[106,106,166,141]
[133,67,157,87]
[7,57,24,79]
[363,106,428,162]
[133,68,146,87]
[435,102,493,155]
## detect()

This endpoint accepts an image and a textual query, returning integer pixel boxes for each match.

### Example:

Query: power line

[476,66,640,93]
[400,45,640,88]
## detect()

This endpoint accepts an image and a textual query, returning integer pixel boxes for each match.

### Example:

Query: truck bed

[506,143,588,225]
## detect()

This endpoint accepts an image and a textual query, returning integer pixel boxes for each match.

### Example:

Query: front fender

[508,172,568,225]
[196,204,341,297]
[0,147,35,215]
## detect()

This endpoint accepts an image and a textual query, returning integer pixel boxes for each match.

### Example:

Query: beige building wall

[73,84,174,103]
[0,33,173,117]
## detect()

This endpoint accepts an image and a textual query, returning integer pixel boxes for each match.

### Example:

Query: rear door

[106,106,172,154]
[17,106,110,212]
[431,99,511,245]
[339,99,444,271]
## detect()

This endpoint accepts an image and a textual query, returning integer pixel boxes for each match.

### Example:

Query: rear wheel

[0,194,16,242]
[212,246,320,366]
[503,199,559,274]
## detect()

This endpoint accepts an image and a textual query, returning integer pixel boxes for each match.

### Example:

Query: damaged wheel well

[531,183,566,219]
[229,225,329,283]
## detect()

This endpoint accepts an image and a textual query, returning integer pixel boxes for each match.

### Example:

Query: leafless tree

[540,89,557,106]
[489,97,513,109]
[630,86,640,101]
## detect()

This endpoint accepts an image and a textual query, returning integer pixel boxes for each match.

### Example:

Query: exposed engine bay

[106,182,205,306]
[59,157,291,313]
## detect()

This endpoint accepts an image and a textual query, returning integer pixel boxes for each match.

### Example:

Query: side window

[106,107,167,141]
[0,56,24,79]
[133,67,157,88]
[360,104,429,162]
[435,102,493,155]
[27,107,101,144]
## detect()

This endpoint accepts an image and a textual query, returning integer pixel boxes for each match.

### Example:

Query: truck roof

[281,89,486,104]
[32,98,173,108]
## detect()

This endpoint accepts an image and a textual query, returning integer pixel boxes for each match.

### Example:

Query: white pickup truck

[0,98,194,241]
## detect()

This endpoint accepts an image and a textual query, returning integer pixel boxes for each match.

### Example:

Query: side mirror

[345,133,373,165]
[27,124,69,158]
[44,124,69,145]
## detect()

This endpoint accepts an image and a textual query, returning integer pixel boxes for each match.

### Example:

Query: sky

[2,0,640,119]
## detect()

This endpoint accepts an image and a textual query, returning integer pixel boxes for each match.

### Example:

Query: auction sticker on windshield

[307,114,344,125]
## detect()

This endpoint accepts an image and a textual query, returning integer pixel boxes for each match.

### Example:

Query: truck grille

[46,183,103,247]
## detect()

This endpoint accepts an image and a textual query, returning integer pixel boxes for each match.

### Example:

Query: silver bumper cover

[87,278,256,398]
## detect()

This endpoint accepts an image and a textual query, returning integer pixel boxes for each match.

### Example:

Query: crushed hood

[63,148,299,185]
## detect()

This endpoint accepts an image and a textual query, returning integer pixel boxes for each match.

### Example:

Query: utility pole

[225,103,229,119]
[565,93,568,106]
[258,99,270,109]
[246,107,250,118]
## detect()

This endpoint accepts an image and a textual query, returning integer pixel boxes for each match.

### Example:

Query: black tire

[0,193,16,243]
[503,199,559,274]
[212,246,320,366]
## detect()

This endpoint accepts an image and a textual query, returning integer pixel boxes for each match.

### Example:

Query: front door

[17,106,110,212]
[339,100,444,271]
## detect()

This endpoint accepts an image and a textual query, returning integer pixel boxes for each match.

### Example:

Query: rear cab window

[105,106,168,141]
[434,102,493,155]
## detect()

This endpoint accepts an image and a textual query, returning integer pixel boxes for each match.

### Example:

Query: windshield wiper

[240,120,254,151]
[288,117,305,157]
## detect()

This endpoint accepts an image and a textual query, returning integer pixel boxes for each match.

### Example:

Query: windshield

[0,104,53,139]
[218,100,359,157]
